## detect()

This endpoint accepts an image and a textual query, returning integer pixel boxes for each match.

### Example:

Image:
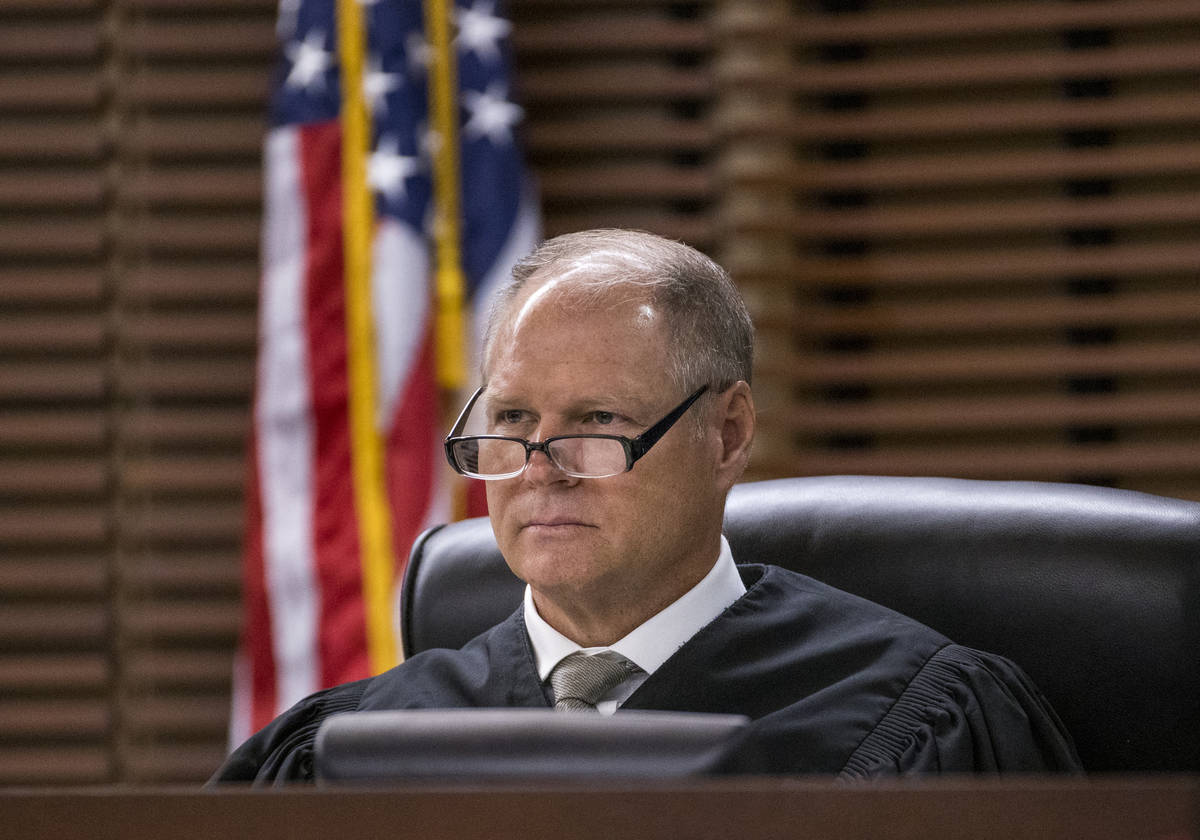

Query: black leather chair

[401,476,1200,773]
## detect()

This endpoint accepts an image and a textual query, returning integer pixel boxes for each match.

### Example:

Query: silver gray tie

[549,651,638,712]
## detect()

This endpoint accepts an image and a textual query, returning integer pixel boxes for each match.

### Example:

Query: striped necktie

[549,651,640,712]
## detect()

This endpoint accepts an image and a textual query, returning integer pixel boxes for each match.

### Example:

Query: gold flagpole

[337,0,399,672]
[424,0,471,519]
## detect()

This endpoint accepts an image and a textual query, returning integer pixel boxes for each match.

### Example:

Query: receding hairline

[483,229,755,390]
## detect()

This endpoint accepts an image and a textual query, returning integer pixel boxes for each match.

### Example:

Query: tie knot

[549,651,638,712]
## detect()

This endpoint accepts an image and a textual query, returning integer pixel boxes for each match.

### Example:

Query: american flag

[231,0,539,744]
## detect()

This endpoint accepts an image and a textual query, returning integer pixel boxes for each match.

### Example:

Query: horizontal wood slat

[0,559,109,596]
[120,312,256,349]
[0,605,110,643]
[122,214,260,253]
[774,194,1200,240]
[0,172,106,208]
[0,509,109,544]
[778,290,1200,336]
[543,210,715,248]
[0,701,111,738]
[117,360,253,397]
[0,748,111,784]
[538,164,713,200]
[774,341,1200,385]
[120,408,248,445]
[0,21,102,60]
[0,271,104,303]
[123,554,240,593]
[125,650,235,689]
[0,460,109,495]
[782,0,1200,42]
[749,242,1200,286]
[521,64,711,101]
[123,168,262,206]
[0,363,108,400]
[789,440,1200,481]
[123,265,259,303]
[124,18,276,58]
[118,502,243,544]
[126,69,268,107]
[0,412,107,448]
[789,390,1200,435]
[123,456,244,494]
[0,72,104,109]
[0,120,106,160]
[121,603,240,643]
[513,16,708,52]
[737,94,1200,141]
[773,44,1200,94]
[526,115,713,152]
[125,117,264,158]
[0,655,109,693]
[120,745,229,784]
[0,220,106,257]
[0,316,107,351]
[122,695,229,737]
[773,142,1200,191]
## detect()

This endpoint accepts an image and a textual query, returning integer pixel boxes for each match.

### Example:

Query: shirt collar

[524,535,746,680]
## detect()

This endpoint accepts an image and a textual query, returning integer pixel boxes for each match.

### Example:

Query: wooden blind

[0,0,115,784]
[719,0,1200,500]
[113,0,272,782]
[511,0,718,250]
[0,0,272,784]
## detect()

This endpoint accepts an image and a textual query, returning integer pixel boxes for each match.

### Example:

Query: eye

[587,411,615,426]
[492,408,531,428]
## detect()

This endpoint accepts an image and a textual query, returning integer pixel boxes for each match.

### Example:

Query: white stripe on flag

[371,218,431,428]
[470,181,542,367]
[259,127,320,711]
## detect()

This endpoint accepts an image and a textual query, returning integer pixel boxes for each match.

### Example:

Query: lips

[524,519,591,528]
[521,516,594,529]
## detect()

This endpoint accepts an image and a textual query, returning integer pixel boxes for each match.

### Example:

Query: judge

[214,229,1081,783]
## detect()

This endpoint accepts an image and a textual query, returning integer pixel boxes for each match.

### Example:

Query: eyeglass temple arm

[627,385,709,462]
[447,385,486,438]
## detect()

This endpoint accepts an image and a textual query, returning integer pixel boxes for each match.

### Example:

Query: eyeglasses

[444,385,709,480]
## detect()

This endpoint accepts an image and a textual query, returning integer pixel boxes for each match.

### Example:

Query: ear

[713,381,755,491]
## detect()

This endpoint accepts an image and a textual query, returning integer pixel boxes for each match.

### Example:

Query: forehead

[483,277,673,402]
[489,273,666,356]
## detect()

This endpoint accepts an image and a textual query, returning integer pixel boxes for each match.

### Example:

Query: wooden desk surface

[4,776,1197,840]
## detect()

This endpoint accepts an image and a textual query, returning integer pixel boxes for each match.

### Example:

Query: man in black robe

[215,229,1080,783]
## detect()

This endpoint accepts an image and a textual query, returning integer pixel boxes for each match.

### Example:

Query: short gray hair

[484,229,754,394]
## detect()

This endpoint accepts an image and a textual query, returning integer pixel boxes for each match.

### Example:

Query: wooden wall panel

[0,0,116,785]
[720,0,1200,500]
[110,0,270,783]
[512,0,718,248]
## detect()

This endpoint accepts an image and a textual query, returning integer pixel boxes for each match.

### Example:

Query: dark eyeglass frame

[443,384,710,479]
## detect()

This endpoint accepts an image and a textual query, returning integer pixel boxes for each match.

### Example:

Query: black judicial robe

[213,564,1081,783]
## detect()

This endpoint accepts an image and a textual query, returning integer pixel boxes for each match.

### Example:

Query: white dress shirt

[523,535,746,714]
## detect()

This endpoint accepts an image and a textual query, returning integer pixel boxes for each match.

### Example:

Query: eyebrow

[482,389,654,421]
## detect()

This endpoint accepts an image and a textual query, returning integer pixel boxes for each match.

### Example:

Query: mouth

[521,518,595,532]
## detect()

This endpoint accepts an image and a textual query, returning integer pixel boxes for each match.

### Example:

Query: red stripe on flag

[384,320,438,573]
[298,123,370,688]
[465,473,489,519]
[240,431,278,734]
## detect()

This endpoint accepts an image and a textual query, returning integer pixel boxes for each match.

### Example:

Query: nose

[522,442,573,486]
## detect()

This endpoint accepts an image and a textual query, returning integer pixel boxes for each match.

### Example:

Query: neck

[530,540,722,647]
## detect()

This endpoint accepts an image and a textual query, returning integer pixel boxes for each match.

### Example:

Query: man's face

[481,279,728,635]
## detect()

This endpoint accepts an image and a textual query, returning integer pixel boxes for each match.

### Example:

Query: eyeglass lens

[451,436,628,478]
